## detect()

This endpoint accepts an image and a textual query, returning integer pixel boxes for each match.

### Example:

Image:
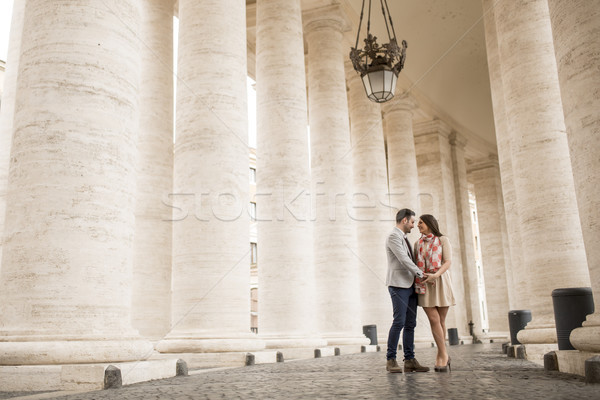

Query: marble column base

[156,334,265,353]
[0,358,179,391]
[516,326,557,345]
[570,314,600,352]
[320,333,370,346]
[0,338,154,365]
[260,335,327,349]
[555,349,600,377]
[519,343,559,365]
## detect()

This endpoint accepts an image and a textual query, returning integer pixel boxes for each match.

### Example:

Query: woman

[414,214,455,372]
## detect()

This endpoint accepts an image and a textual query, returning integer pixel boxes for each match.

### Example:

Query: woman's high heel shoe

[434,357,451,372]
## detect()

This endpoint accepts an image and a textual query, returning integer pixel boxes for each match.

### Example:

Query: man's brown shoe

[386,359,403,373]
[404,358,430,372]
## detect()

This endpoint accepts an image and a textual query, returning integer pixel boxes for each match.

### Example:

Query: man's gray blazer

[385,227,424,288]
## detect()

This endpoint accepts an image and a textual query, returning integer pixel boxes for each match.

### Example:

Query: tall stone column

[468,159,511,334]
[481,0,523,311]
[413,121,470,339]
[304,6,366,346]
[547,0,600,352]
[381,95,433,345]
[494,0,590,354]
[0,0,153,364]
[345,62,392,345]
[0,0,25,268]
[382,97,420,239]
[131,0,174,340]
[449,132,485,338]
[255,0,324,348]
[156,0,263,353]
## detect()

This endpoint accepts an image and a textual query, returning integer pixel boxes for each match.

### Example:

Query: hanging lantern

[349,0,407,103]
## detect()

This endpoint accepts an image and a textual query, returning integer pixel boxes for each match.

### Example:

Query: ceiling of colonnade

[177,0,498,161]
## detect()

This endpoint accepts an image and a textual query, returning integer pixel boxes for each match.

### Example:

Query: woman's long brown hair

[419,214,444,237]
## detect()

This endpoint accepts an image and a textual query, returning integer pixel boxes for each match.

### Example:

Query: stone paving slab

[2,344,598,400]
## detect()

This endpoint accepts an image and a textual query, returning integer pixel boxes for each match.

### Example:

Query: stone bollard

[507,345,516,358]
[502,342,510,354]
[245,353,256,366]
[104,365,122,389]
[276,351,284,363]
[176,359,189,376]
[334,348,341,356]
[516,345,527,359]
[314,349,322,358]
[543,351,559,371]
[585,355,600,384]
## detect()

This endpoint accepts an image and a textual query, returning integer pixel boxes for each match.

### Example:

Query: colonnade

[0,0,598,373]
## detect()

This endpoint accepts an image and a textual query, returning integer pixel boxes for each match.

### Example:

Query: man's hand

[421,273,436,284]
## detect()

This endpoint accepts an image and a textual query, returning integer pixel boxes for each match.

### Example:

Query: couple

[385,208,455,373]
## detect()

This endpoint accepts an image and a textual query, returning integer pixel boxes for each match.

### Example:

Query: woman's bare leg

[437,306,450,343]
[423,307,449,366]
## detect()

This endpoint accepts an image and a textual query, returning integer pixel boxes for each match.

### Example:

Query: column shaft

[548,0,600,352]
[468,161,511,334]
[0,0,25,267]
[494,0,590,349]
[345,63,391,344]
[131,0,174,340]
[383,97,420,235]
[482,0,523,311]
[381,96,433,344]
[413,121,470,338]
[449,133,485,337]
[157,0,263,353]
[0,0,152,364]
[304,6,365,345]
[255,0,324,348]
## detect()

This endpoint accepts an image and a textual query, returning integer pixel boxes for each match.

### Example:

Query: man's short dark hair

[396,208,415,224]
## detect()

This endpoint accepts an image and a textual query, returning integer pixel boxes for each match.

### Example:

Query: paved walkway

[2,343,598,400]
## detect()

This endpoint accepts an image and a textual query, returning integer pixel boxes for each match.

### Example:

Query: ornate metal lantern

[349,0,407,103]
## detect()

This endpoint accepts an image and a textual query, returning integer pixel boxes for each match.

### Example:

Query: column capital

[381,94,416,117]
[467,154,500,173]
[303,4,351,33]
[449,131,468,149]
[413,119,452,139]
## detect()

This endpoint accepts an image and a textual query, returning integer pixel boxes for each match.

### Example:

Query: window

[249,202,256,221]
[250,242,257,265]
[249,167,256,183]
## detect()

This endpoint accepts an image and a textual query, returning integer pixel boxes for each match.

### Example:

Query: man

[385,208,430,373]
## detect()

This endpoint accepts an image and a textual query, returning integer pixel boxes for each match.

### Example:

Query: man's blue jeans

[386,285,417,360]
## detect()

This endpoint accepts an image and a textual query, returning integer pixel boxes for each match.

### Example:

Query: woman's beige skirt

[418,272,456,307]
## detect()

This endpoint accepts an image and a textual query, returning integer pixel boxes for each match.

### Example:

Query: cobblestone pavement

[4,343,599,400]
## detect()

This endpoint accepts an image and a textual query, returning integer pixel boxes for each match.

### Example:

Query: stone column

[0,0,153,364]
[156,0,263,353]
[0,0,25,267]
[130,0,173,340]
[255,0,324,348]
[547,0,600,352]
[494,0,590,354]
[481,0,523,311]
[413,120,470,339]
[345,62,392,345]
[381,95,434,345]
[304,6,366,346]
[449,132,485,338]
[382,97,420,238]
[468,159,511,334]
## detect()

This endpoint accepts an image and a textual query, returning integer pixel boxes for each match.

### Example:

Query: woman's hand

[421,271,440,285]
